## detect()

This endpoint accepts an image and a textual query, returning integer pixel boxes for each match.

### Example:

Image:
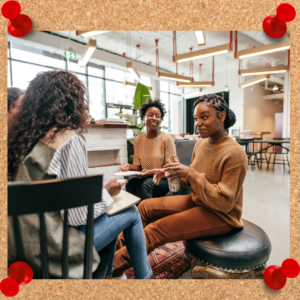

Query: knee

[126,177,139,193]
[140,178,154,193]
[125,205,141,223]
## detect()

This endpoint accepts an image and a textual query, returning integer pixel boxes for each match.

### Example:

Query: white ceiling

[49,31,289,80]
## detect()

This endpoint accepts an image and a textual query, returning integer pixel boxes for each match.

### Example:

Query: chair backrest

[176,140,198,166]
[8,174,103,279]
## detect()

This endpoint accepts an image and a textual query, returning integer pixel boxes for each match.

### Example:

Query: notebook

[114,171,141,177]
[106,190,141,216]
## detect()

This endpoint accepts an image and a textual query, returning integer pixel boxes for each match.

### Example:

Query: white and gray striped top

[47,135,114,226]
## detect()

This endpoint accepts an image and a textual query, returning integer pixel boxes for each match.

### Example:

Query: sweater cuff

[186,167,204,187]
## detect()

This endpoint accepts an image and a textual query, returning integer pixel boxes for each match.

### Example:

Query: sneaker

[113,272,127,279]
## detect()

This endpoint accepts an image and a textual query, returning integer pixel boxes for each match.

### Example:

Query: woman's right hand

[118,163,130,172]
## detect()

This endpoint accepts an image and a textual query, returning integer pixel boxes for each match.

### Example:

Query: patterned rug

[125,241,191,279]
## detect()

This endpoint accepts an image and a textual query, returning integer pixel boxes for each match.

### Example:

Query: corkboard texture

[0,0,299,299]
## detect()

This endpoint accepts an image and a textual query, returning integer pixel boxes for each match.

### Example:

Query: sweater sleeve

[47,135,114,226]
[185,154,246,214]
[164,135,179,165]
[132,137,141,166]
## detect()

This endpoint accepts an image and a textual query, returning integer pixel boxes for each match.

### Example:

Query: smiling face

[193,101,226,140]
[144,106,161,130]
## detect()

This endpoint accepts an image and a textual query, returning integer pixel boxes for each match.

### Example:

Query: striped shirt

[47,135,114,226]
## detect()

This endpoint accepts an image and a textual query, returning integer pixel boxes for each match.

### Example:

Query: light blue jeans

[79,205,152,279]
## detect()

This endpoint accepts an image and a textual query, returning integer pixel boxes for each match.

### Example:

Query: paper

[114,171,141,176]
[106,190,141,216]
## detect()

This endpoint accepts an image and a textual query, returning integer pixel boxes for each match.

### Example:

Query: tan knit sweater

[181,136,248,228]
[133,132,178,170]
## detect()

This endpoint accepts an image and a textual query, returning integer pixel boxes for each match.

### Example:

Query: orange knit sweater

[181,136,248,228]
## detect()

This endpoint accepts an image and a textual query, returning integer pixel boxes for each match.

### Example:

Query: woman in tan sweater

[113,94,248,277]
[118,99,178,201]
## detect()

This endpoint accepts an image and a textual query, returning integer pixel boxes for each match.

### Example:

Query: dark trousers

[125,176,169,201]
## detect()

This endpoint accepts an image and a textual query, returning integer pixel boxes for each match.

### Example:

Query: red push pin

[0,262,33,297]
[1,1,32,37]
[264,258,300,290]
[263,3,296,39]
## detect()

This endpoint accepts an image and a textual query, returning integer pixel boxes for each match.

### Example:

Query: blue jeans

[79,205,152,279]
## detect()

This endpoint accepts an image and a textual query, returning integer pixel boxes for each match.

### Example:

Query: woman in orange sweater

[112,94,248,277]
[118,99,178,201]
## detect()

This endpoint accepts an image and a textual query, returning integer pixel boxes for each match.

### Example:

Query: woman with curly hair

[118,98,179,201]
[8,70,152,280]
[113,94,248,277]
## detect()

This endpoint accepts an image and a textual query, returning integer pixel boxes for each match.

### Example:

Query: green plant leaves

[133,82,151,110]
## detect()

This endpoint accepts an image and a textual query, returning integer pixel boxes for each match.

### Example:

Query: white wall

[243,84,283,138]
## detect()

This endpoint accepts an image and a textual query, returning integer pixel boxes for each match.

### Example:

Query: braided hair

[192,94,236,129]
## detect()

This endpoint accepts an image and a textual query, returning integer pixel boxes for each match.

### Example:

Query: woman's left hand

[163,163,191,181]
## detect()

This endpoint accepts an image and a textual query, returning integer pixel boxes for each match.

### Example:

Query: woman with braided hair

[112,94,248,277]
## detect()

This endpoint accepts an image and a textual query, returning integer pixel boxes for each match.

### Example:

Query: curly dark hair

[192,94,236,129]
[139,98,166,121]
[8,70,88,180]
[8,87,25,112]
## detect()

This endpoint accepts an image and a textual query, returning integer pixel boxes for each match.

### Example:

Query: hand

[104,179,126,197]
[163,163,191,181]
[118,163,129,172]
[138,169,152,178]
[153,169,166,185]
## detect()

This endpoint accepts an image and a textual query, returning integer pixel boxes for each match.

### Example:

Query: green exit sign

[64,51,77,60]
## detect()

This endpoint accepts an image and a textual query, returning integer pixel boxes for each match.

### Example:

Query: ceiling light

[240,75,270,88]
[177,81,214,87]
[124,81,152,90]
[78,39,97,67]
[157,71,193,83]
[236,39,290,59]
[194,31,205,46]
[174,44,231,63]
[273,84,279,90]
[126,62,140,82]
[182,88,202,98]
[76,31,109,38]
[240,66,289,76]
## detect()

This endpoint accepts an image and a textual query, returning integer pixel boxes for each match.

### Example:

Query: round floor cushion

[183,219,271,270]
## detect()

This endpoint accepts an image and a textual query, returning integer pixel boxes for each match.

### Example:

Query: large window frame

[160,81,182,133]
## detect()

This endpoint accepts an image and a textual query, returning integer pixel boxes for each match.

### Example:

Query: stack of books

[97,118,129,126]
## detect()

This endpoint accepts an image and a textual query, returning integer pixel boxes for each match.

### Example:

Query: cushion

[183,219,271,270]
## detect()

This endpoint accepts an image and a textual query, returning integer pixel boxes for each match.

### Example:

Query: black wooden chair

[236,138,259,170]
[8,174,113,279]
[267,138,290,172]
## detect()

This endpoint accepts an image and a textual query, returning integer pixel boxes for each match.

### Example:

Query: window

[11,61,52,90]
[7,42,153,138]
[160,81,183,133]
[88,77,105,120]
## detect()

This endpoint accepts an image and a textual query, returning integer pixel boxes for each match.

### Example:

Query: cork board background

[1,0,300,299]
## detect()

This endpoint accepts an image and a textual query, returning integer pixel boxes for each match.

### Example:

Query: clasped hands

[142,163,191,185]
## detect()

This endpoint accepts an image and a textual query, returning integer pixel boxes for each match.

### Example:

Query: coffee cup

[165,170,181,192]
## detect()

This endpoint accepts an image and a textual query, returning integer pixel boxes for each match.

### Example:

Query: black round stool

[183,219,272,279]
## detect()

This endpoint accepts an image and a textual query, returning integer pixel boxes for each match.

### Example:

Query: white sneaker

[113,273,127,279]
